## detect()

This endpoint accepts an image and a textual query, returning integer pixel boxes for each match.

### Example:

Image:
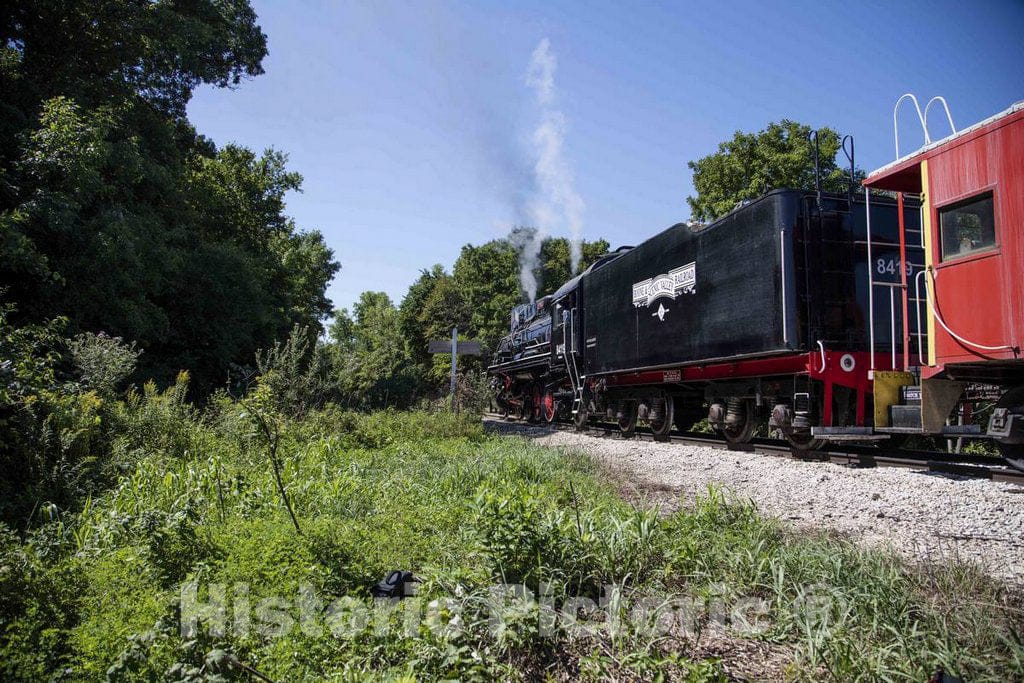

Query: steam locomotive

[488,99,1024,467]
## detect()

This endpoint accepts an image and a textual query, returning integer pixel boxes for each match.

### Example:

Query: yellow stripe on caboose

[919,159,936,366]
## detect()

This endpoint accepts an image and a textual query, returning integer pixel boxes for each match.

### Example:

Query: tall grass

[1,404,1021,681]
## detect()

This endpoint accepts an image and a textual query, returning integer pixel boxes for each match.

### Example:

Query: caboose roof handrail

[893,93,929,159]
[893,93,958,160]
[871,100,1024,184]
[923,96,956,142]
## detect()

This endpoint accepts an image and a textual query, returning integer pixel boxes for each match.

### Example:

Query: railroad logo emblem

[632,262,696,308]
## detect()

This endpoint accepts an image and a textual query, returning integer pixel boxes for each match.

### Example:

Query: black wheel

[996,386,1024,471]
[573,402,589,431]
[649,396,674,438]
[785,431,826,451]
[617,401,638,436]
[721,399,756,445]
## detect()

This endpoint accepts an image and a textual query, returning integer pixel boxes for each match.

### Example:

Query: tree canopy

[686,120,863,222]
[0,1,337,394]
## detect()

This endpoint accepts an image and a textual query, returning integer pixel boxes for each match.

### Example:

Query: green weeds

[1,408,1021,681]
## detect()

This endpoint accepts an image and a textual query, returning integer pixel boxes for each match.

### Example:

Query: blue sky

[187,0,1024,314]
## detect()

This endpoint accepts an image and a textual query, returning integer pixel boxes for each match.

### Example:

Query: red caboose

[862,97,1023,466]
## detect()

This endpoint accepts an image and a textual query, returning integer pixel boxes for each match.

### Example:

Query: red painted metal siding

[603,353,811,386]
[926,110,1023,368]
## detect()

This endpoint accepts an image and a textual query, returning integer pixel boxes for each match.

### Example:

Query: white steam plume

[524,38,585,280]
[507,227,541,303]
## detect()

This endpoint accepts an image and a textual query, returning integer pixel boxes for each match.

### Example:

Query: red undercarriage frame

[603,350,885,427]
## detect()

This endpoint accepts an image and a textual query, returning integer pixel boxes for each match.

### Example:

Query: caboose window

[939,192,996,261]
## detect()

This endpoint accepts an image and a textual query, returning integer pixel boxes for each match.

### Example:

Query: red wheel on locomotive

[542,390,556,423]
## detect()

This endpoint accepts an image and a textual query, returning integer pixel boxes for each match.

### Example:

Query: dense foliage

[1,401,1021,681]
[0,1,615,541]
[687,120,865,222]
[0,1,338,394]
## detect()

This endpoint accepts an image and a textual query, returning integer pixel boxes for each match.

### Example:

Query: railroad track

[483,414,1024,485]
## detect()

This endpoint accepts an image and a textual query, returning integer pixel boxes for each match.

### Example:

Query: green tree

[539,236,611,297]
[345,292,417,407]
[0,2,339,395]
[687,120,863,222]
[0,305,107,523]
[399,265,450,369]
[255,325,336,418]
[452,240,520,348]
[418,275,473,384]
[0,0,266,118]
[328,308,357,355]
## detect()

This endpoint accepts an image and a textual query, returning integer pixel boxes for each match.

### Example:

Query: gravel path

[486,419,1024,586]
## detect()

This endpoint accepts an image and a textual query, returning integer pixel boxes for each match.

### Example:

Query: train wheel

[573,404,589,430]
[530,384,543,422]
[649,396,674,438]
[996,386,1024,471]
[617,401,638,436]
[542,391,556,423]
[785,431,826,452]
[721,398,755,445]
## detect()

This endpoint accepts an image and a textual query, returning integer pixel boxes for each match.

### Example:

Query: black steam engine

[489,102,1024,468]
[488,189,926,450]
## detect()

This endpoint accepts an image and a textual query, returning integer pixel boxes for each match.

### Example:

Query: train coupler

[988,408,1024,444]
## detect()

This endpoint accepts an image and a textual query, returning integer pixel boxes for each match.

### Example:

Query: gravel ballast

[486,419,1024,586]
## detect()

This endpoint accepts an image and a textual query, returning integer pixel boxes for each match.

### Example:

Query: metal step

[940,424,982,435]
[813,427,874,435]
[811,426,890,441]
[890,404,921,429]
